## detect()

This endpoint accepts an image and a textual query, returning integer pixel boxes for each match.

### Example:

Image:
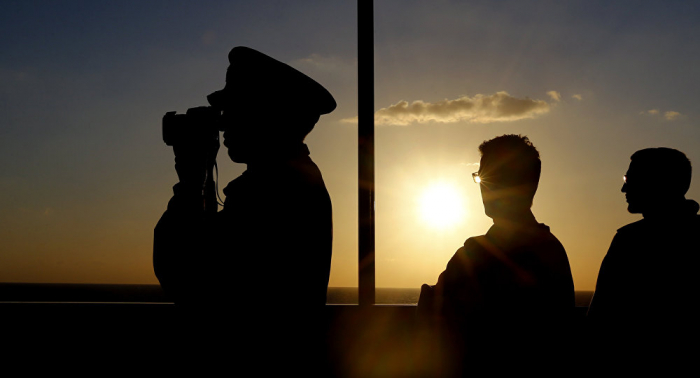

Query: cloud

[342,91,551,126]
[293,53,355,73]
[547,91,561,102]
[640,109,682,121]
[572,94,583,101]
[664,111,681,120]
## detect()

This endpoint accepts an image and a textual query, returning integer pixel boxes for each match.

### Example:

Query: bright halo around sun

[419,182,465,229]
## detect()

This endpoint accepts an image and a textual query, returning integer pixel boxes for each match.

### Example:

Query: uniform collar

[246,143,310,170]
[222,143,311,199]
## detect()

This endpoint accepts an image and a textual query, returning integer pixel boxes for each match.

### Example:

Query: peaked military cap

[207,46,336,115]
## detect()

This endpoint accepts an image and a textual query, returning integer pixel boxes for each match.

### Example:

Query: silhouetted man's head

[477,135,541,219]
[207,47,336,163]
[622,147,691,215]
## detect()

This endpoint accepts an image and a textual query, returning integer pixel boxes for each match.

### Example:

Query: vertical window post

[358,0,375,307]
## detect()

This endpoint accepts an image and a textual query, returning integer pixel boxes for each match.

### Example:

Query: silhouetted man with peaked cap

[588,147,700,369]
[153,47,335,373]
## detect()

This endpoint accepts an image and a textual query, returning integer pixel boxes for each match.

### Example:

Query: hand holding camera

[163,106,221,191]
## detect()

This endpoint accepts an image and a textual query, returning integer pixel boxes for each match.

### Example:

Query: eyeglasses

[472,172,482,183]
[623,175,628,183]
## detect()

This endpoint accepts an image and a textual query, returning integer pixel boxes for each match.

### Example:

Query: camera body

[162,106,221,147]
[162,106,221,212]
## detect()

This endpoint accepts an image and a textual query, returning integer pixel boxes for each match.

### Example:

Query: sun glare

[419,183,465,229]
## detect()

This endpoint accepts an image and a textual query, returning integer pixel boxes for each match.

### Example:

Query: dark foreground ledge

[0,283,168,303]
[1,302,591,377]
[1,284,591,377]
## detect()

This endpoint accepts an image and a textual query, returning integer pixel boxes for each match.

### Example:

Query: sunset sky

[2,1,700,293]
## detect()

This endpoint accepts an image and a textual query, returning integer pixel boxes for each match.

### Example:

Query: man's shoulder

[463,235,490,252]
[615,215,700,242]
[532,223,567,250]
[498,223,566,252]
[616,218,646,235]
[449,235,490,264]
[221,172,251,198]
[440,236,489,283]
[461,225,564,252]
[267,155,328,188]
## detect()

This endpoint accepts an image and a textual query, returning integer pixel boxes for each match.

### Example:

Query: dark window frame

[357,0,375,307]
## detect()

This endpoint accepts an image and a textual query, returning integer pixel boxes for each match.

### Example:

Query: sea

[0,283,594,307]
[328,287,594,306]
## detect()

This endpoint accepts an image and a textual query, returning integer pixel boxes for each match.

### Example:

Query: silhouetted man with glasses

[588,147,700,368]
[417,134,574,376]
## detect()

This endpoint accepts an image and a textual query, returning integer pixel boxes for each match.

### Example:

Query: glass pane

[375,1,700,304]
[0,1,358,303]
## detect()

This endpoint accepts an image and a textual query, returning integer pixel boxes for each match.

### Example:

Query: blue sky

[1,1,699,291]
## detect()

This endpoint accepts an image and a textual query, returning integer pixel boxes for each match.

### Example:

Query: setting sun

[419,183,466,229]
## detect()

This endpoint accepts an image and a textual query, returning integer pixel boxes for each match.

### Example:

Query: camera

[162,106,221,147]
